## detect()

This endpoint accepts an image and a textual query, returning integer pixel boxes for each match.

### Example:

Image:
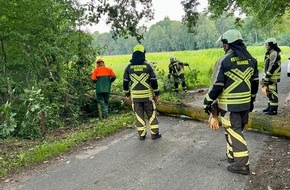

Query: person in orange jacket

[91,59,116,118]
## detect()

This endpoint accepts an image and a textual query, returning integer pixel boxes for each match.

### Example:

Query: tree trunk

[111,95,290,138]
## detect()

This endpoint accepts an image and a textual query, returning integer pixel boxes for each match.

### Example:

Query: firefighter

[91,58,116,119]
[203,29,259,175]
[261,38,281,115]
[123,44,161,140]
[168,57,189,93]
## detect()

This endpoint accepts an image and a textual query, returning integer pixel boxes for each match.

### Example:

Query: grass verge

[0,112,135,179]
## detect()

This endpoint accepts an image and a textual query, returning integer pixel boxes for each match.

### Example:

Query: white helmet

[219,29,243,44]
[170,57,177,62]
[265,38,277,45]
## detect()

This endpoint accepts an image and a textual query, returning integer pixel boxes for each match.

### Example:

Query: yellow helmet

[133,44,145,53]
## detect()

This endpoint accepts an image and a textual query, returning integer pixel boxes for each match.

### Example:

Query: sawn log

[111,95,290,138]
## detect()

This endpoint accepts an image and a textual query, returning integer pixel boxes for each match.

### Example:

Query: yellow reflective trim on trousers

[233,151,249,158]
[266,71,272,76]
[269,85,277,90]
[148,100,156,125]
[205,94,213,101]
[150,125,159,129]
[227,143,233,152]
[270,102,278,106]
[137,126,146,131]
[227,128,247,146]
[149,110,156,125]
[135,112,146,126]
[221,117,231,127]
[271,90,278,97]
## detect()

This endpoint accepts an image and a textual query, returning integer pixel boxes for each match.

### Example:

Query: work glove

[260,84,269,96]
[208,102,219,130]
[203,97,213,115]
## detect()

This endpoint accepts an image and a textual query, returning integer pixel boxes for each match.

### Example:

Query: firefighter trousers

[267,83,278,111]
[221,110,249,167]
[132,100,159,137]
[173,74,187,92]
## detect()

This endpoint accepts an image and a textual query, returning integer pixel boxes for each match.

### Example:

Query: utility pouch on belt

[208,102,220,130]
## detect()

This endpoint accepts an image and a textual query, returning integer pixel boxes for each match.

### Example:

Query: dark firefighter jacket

[263,49,281,83]
[123,52,159,102]
[169,61,188,77]
[206,48,259,112]
[91,65,116,93]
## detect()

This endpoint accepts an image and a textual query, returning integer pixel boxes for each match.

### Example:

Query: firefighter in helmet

[261,38,281,115]
[123,45,161,140]
[203,29,259,175]
[168,57,189,93]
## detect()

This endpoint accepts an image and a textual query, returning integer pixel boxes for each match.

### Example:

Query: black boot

[227,165,250,175]
[263,107,270,112]
[266,109,277,115]
[139,132,147,140]
[228,157,234,163]
[263,103,270,112]
[151,133,162,140]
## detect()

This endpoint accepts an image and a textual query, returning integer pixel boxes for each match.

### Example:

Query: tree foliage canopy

[84,0,290,40]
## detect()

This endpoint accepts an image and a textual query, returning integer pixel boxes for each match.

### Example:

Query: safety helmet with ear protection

[170,57,177,62]
[265,38,277,45]
[133,44,145,53]
[219,29,243,44]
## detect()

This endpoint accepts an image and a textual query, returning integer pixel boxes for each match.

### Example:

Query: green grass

[102,46,290,89]
[0,112,135,178]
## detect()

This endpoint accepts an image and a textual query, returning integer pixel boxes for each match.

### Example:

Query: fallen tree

[111,95,290,138]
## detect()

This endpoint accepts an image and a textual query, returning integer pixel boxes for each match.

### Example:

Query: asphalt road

[2,60,290,190]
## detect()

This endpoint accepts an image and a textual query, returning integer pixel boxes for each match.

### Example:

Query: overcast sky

[82,0,208,33]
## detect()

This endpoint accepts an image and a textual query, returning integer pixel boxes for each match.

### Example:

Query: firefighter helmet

[265,38,277,45]
[220,29,243,44]
[133,44,145,53]
[170,57,177,62]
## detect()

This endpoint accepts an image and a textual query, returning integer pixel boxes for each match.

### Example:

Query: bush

[0,102,17,138]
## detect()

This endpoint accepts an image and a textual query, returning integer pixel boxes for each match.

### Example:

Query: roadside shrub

[0,101,17,138]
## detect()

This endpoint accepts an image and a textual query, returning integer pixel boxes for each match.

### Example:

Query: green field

[100,46,290,91]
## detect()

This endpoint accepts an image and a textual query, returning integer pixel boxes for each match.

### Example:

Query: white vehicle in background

[287,59,290,77]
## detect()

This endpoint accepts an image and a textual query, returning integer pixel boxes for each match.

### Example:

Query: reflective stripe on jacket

[208,49,259,112]
[263,49,281,82]
[123,61,159,102]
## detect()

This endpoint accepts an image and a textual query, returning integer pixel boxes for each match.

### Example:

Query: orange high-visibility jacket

[91,66,116,93]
